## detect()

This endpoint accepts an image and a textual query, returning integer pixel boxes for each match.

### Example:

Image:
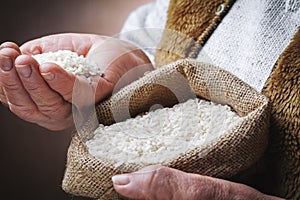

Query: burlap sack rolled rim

[62,59,270,199]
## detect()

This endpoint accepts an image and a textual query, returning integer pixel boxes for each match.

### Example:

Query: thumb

[112,165,182,200]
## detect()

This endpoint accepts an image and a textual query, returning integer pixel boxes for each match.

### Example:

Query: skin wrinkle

[211,177,230,200]
[8,101,46,123]
[1,77,21,91]
[0,34,153,131]
[0,69,38,110]
[141,168,222,200]
[0,42,21,54]
[4,89,34,108]
[43,111,74,129]
[156,169,173,200]
[171,172,187,200]
[173,170,188,200]
[41,68,84,111]
[185,174,214,200]
[20,75,42,92]
[119,166,282,200]
[0,86,7,105]
[37,97,71,119]
[140,168,159,199]
[1,47,74,130]
[155,168,179,200]
[141,173,154,199]
[183,174,202,200]
[15,58,72,117]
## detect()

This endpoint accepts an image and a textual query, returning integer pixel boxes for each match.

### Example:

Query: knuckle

[26,84,41,92]
[24,83,50,96]
[38,99,71,118]
[154,167,176,193]
[9,103,37,122]
[2,82,21,91]
[39,104,59,115]
[145,167,176,200]
[37,116,73,131]
[155,166,171,178]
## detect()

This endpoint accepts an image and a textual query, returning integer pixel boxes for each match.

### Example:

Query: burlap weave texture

[62,59,270,199]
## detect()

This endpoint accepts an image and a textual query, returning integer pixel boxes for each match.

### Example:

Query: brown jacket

[155,0,300,199]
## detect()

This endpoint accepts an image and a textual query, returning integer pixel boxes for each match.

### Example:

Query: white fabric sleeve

[197,0,300,92]
[118,0,299,93]
[118,0,169,64]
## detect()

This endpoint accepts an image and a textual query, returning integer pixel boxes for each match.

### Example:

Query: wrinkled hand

[0,33,152,130]
[112,165,283,200]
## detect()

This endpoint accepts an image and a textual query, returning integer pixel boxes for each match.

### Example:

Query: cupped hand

[0,33,153,130]
[112,165,283,200]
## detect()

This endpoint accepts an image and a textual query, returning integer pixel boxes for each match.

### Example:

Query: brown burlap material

[62,59,270,200]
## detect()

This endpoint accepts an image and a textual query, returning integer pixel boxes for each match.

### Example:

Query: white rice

[86,98,242,166]
[33,50,102,77]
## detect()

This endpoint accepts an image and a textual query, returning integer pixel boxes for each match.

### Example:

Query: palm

[22,33,151,104]
[21,33,101,56]
[0,33,152,130]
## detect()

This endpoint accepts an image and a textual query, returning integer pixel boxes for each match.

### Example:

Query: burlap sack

[62,59,270,200]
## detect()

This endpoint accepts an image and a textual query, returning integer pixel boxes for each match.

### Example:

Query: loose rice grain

[33,50,102,77]
[86,98,242,166]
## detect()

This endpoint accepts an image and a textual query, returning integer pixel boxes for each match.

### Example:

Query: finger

[0,48,45,122]
[20,33,98,56]
[15,55,72,120]
[112,166,180,200]
[39,63,99,107]
[112,165,215,200]
[20,36,59,55]
[0,42,21,54]
[0,47,19,71]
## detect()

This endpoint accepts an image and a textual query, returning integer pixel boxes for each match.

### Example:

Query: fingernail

[16,65,32,78]
[112,174,130,185]
[0,56,13,71]
[41,72,55,81]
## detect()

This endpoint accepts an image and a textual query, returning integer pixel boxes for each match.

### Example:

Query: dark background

[0,0,151,199]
